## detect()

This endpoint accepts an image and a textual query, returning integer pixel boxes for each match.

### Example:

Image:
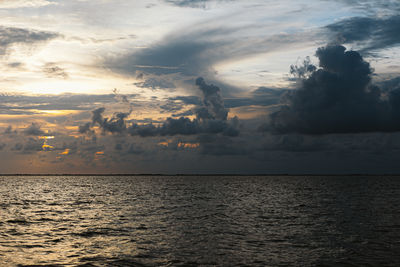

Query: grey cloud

[91,107,130,135]
[23,137,44,152]
[0,0,55,9]
[169,96,202,105]
[329,0,400,13]
[326,15,400,52]
[23,123,45,136]
[224,87,285,108]
[130,78,239,137]
[3,125,16,134]
[264,45,400,135]
[197,134,247,155]
[0,93,131,114]
[165,0,233,8]
[42,63,69,79]
[134,76,176,90]
[166,86,285,110]
[106,23,315,86]
[172,110,194,117]
[0,26,60,55]
[195,77,227,120]
[127,144,145,155]
[84,78,240,137]
[13,143,23,151]
[78,122,93,135]
[262,134,331,152]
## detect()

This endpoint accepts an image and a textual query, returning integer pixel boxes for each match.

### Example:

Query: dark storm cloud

[84,78,240,137]
[326,15,400,52]
[264,45,400,134]
[0,26,59,55]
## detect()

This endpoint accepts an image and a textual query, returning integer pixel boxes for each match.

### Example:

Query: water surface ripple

[0,175,399,266]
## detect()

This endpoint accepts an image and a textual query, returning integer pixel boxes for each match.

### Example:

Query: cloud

[0,26,60,55]
[263,45,400,134]
[330,0,400,13]
[106,22,317,86]
[42,63,69,79]
[224,87,286,108]
[197,134,247,155]
[164,0,232,8]
[91,107,130,135]
[0,0,55,9]
[78,122,93,135]
[83,78,240,137]
[4,125,16,134]
[23,123,45,136]
[129,78,239,137]
[326,15,400,52]
[0,93,128,115]
[134,74,176,90]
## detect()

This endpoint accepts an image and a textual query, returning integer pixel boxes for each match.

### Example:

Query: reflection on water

[0,176,399,266]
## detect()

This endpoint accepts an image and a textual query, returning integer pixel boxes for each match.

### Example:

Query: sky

[0,0,400,174]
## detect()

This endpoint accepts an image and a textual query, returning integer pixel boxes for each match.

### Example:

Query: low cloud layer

[264,45,400,134]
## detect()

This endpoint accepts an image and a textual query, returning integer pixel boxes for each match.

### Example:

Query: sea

[0,175,399,266]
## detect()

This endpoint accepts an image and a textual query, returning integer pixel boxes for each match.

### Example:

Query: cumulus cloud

[263,45,400,134]
[82,78,240,137]
[23,123,45,136]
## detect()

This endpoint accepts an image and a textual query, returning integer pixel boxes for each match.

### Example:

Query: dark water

[0,176,399,266]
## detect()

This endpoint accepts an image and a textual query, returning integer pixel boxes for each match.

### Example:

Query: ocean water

[0,175,399,267]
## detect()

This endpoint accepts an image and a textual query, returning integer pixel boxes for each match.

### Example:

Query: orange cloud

[38,136,55,140]
[42,144,54,150]
[158,141,169,147]
[59,149,70,155]
[178,142,200,149]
